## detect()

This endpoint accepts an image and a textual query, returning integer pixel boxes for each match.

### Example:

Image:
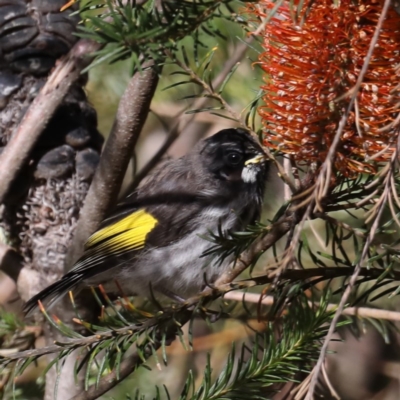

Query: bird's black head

[200,128,268,186]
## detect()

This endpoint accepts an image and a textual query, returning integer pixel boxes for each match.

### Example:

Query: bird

[24,128,269,315]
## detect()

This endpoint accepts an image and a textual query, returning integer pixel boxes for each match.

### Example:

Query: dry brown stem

[65,62,160,269]
[2,266,399,362]
[69,351,143,400]
[224,291,400,322]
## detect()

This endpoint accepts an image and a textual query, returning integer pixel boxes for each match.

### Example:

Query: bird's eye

[224,151,243,167]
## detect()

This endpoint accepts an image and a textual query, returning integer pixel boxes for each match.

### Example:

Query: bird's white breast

[113,206,236,298]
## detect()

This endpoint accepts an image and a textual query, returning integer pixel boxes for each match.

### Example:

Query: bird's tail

[23,272,82,316]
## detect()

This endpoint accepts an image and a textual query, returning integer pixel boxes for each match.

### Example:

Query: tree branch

[65,62,160,270]
[69,351,144,400]
[224,291,400,322]
[2,266,399,362]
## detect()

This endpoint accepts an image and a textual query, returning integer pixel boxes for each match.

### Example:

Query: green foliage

[0,311,22,342]
[0,297,195,393]
[0,310,35,354]
[1,265,396,398]
[180,296,343,400]
[77,0,249,70]
[201,221,267,265]
[3,0,400,398]
[124,294,349,400]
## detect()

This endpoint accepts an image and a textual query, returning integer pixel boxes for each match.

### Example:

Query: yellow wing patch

[85,209,158,252]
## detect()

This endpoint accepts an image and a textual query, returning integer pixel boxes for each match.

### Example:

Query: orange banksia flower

[248,0,400,175]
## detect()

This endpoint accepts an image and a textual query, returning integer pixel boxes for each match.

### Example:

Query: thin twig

[313,212,366,239]
[65,62,160,270]
[293,369,313,400]
[223,291,400,322]
[321,362,341,400]
[283,158,292,202]
[0,39,100,204]
[2,266,400,363]
[278,200,314,273]
[69,350,145,400]
[247,267,400,285]
[173,55,240,121]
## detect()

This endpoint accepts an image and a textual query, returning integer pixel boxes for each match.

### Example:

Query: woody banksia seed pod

[0,0,103,302]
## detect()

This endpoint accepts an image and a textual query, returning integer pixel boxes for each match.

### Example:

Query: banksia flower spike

[248,0,400,176]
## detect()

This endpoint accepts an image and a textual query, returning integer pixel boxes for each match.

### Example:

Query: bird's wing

[75,208,158,272]
[24,208,158,315]
[24,162,205,315]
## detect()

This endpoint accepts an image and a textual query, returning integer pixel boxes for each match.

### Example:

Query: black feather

[24,272,83,316]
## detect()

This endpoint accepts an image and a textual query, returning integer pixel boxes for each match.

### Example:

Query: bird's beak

[245,154,266,166]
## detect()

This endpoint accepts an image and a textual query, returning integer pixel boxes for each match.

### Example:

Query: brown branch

[248,267,399,283]
[224,291,400,322]
[1,266,398,362]
[0,39,100,204]
[68,308,192,400]
[69,350,144,400]
[65,62,160,270]
[70,311,192,400]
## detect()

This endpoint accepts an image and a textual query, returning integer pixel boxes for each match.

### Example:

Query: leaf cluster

[0,311,35,354]
[128,293,348,400]
[2,264,400,398]
[201,221,268,266]
[0,294,195,393]
[77,0,245,70]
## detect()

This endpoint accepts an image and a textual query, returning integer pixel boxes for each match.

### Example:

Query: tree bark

[0,1,103,398]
